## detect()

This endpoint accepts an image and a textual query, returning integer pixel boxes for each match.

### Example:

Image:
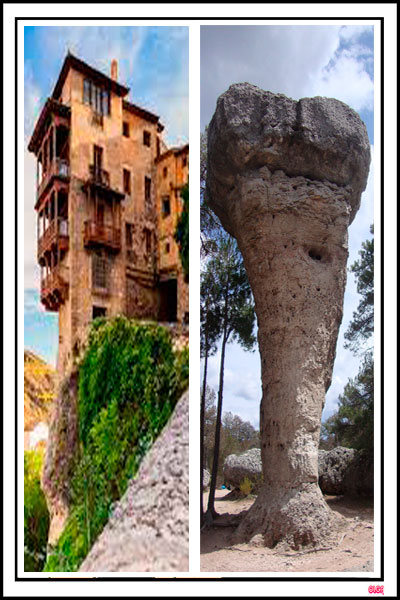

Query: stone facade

[28,54,188,373]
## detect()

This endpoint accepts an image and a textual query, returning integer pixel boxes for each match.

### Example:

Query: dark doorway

[158,279,177,322]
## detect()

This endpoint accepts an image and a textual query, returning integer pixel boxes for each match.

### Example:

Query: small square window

[143,131,151,147]
[93,305,107,320]
[162,196,171,217]
[123,121,130,137]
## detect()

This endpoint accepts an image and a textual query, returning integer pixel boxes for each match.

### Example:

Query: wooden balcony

[89,165,110,188]
[37,158,70,202]
[84,220,121,252]
[37,218,69,261]
[41,266,69,311]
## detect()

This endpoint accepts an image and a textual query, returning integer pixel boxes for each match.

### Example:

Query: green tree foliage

[175,182,189,280]
[321,226,374,456]
[44,317,188,572]
[322,352,374,455]
[344,225,374,355]
[24,449,50,571]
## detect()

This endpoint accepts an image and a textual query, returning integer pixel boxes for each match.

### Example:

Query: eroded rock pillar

[206,84,370,548]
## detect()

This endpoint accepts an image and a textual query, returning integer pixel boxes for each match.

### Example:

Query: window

[163,166,168,178]
[123,169,131,195]
[143,131,151,147]
[162,196,171,217]
[83,78,110,116]
[145,229,152,254]
[182,156,187,167]
[94,145,103,171]
[126,223,133,248]
[92,252,109,290]
[165,242,170,254]
[93,305,107,320]
[123,121,130,137]
[145,177,151,205]
[83,79,91,105]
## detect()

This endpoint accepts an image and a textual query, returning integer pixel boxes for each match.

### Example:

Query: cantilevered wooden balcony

[37,158,70,205]
[83,220,121,252]
[37,218,69,262]
[40,266,69,311]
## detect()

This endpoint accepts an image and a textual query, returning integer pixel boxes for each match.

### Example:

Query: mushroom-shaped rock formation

[206,83,370,549]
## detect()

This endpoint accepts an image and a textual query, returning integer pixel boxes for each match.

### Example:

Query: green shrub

[239,476,253,497]
[24,449,50,571]
[44,317,188,572]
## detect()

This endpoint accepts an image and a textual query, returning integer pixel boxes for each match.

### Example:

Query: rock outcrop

[223,448,263,492]
[207,83,370,549]
[42,370,79,546]
[223,447,373,498]
[24,350,56,434]
[319,447,373,497]
[203,469,211,490]
[80,390,189,572]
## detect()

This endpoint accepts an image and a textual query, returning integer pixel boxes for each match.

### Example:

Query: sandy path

[201,489,374,573]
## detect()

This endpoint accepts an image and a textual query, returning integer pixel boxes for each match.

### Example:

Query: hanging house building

[28,54,189,371]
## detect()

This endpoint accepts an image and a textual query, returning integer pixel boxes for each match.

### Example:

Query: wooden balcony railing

[84,220,121,252]
[37,218,69,260]
[37,158,69,200]
[89,165,110,188]
[40,266,68,311]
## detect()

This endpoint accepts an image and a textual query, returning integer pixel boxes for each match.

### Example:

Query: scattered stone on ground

[80,390,189,572]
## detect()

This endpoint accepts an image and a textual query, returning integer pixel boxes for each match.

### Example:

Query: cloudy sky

[201,24,375,428]
[24,25,189,364]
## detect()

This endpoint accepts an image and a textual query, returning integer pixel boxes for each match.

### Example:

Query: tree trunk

[206,320,229,521]
[200,344,209,526]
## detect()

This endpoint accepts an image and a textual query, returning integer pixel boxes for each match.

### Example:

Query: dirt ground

[201,489,374,573]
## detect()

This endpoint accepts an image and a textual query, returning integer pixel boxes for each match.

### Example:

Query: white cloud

[201,24,373,128]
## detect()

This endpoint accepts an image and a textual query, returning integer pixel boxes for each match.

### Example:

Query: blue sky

[24,26,188,365]
[201,24,375,427]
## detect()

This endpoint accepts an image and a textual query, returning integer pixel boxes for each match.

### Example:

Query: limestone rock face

[80,390,189,572]
[42,370,79,546]
[223,448,263,491]
[319,447,373,497]
[206,84,371,549]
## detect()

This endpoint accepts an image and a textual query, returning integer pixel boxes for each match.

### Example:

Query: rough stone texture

[207,84,370,549]
[223,448,263,492]
[42,370,79,546]
[222,447,373,498]
[318,446,357,495]
[203,469,211,490]
[80,390,189,572]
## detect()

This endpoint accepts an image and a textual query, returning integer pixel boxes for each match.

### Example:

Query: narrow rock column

[206,84,370,549]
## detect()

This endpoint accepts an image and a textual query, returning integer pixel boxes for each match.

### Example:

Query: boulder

[203,469,210,490]
[319,447,373,497]
[224,446,373,498]
[223,448,263,492]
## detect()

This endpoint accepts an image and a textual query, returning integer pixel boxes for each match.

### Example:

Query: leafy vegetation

[321,226,374,456]
[24,449,50,571]
[175,182,189,280]
[44,317,188,572]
